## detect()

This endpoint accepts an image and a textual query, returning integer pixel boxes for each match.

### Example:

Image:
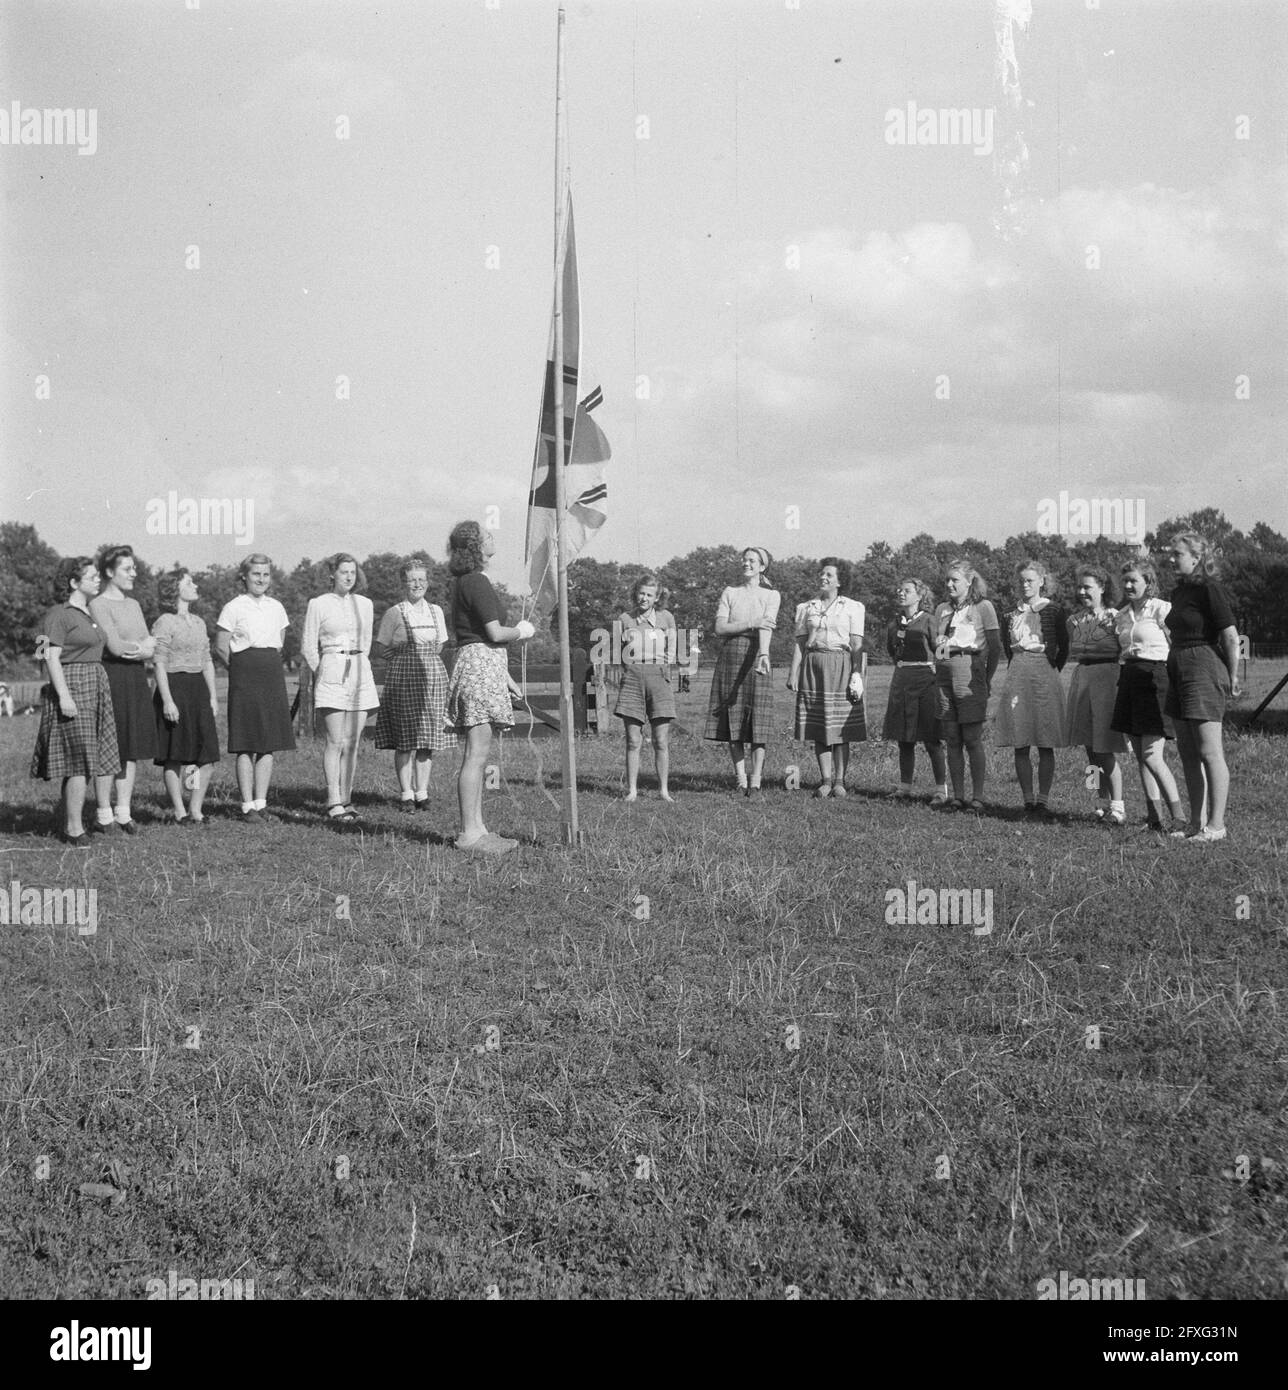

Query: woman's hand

[507,677,524,700]
[848,672,864,701]
[514,619,536,642]
[58,696,78,719]
[210,697,220,719]
[162,699,180,724]
[785,673,797,692]
[754,653,771,677]
[129,636,157,660]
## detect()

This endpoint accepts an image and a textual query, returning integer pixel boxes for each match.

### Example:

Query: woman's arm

[202,656,218,713]
[300,599,321,672]
[787,633,805,690]
[483,619,532,644]
[44,647,74,712]
[91,599,147,659]
[213,630,232,669]
[1218,624,1240,696]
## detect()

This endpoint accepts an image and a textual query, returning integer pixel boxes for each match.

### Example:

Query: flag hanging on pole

[524,195,610,612]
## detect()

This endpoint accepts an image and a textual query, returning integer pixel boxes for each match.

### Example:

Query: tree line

[2,507,1285,676]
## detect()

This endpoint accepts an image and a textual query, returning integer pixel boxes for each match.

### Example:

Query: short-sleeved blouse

[716,584,780,634]
[619,609,676,665]
[452,571,504,647]
[152,612,211,674]
[933,600,999,653]
[794,596,865,652]
[1115,599,1171,661]
[217,594,290,652]
[41,603,106,664]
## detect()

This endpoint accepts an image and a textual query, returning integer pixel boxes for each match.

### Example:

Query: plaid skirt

[445,643,514,731]
[795,649,866,744]
[30,663,121,780]
[705,633,774,744]
[375,642,451,751]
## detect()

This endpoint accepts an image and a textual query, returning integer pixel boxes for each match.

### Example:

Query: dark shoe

[415,798,430,811]
[241,809,264,824]
[395,800,416,814]
[60,831,90,848]
[90,820,113,835]
[116,819,139,836]
[746,787,763,802]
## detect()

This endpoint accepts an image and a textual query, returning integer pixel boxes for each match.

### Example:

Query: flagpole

[553,5,580,846]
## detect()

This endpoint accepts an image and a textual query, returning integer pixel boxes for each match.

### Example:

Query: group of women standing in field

[693,536,1238,840]
[30,524,536,854]
[29,526,1240,850]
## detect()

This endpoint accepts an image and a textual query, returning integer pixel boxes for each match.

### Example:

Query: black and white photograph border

[1,0,1285,1339]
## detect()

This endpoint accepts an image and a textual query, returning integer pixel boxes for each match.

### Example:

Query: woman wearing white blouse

[301,553,379,822]
[214,553,295,823]
[704,546,781,799]
[787,558,867,797]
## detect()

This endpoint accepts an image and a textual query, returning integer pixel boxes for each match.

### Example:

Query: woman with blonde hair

[214,553,294,824]
[932,559,1001,811]
[1109,556,1186,833]
[996,560,1069,817]
[882,577,947,801]
[613,573,677,801]
[302,553,379,822]
[1164,532,1239,842]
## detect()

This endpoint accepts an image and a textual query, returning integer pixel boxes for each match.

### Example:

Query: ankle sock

[113,806,131,825]
[95,808,115,826]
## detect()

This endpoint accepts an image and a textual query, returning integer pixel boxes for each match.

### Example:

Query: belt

[945,648,978,657]
[1076,656,1118,665]
[1123,655,1164,665]
[897,660,934,668]
[322,647,361,655]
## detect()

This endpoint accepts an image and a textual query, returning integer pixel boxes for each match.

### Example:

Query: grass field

[0,663,1285,1300]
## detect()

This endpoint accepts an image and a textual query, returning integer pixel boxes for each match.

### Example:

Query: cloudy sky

[2,0,1284,593]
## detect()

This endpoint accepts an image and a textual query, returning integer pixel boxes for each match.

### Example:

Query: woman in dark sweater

[881,578,947,801]
[443,521,535,854]
[1164,532,1239,842]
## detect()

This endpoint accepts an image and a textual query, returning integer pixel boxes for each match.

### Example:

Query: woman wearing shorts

[614,574,677,801]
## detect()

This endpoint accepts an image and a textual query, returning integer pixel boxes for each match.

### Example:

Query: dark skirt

[1111,658,1174,740]
[883,664,941,743]
[1165,645,1230,723]
[936,651,990,725]
[227,648,296,754]
[154,671,221,765]
[375,643,451,751]
[794,650,866,744]
[704,633,774,744]
[103,658,157,761]
[30,663,121,780]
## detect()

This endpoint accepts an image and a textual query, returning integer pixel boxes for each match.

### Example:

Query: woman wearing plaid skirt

[374,560,451,811]
[31,557,121,845]
[704,546,780,800]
